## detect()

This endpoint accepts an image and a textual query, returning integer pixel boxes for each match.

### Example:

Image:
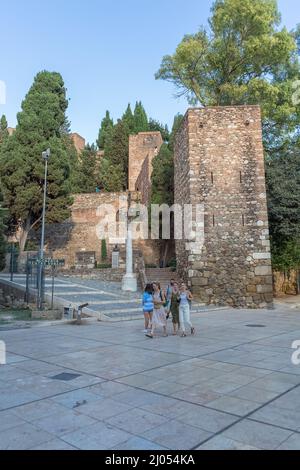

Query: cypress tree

[97,111,114,150]
[133,101,149,133]
[122,104,135,134]
[0,115,8,144]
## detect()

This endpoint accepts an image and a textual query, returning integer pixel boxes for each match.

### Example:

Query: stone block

[254,266,272,276]
[192,277,208,287]
[256,285,273,294]
[253,253,271,260]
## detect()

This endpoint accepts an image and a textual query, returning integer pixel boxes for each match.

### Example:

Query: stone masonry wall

[128,132,163,193]
[175,106,273,308]
[135,155,151,206]
[40,193,159,268]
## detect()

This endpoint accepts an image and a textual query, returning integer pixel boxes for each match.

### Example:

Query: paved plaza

[0,299,300,450]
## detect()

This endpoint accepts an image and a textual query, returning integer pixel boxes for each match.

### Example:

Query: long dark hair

[145,283,153,294]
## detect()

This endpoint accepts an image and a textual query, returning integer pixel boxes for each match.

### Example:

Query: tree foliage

[0,71,73,252]
[0,115,8,144]
[156,0,300,270]
[73,144,99,193]
[133,101,149,133]
[97,111,114,150]
[151,114,184,206]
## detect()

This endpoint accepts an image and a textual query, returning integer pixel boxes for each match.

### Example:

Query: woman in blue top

[142,283,154,333]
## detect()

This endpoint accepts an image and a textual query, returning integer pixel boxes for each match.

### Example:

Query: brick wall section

[174,106,273,308]
[128,132,163,194]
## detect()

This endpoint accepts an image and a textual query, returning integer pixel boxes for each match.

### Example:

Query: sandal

[146,333,154,339]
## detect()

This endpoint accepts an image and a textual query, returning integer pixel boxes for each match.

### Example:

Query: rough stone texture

[39,193,160,269]
[174,106,273,308]
[128,132,163,204]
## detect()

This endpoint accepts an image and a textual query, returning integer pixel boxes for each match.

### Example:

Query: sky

[1,0,299,143]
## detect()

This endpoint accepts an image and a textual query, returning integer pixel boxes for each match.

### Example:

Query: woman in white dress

[146,282,168,338]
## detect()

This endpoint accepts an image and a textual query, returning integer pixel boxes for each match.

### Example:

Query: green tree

[0,71,73,253]
[0,115,8,144]
[122,104,135,134]
[148,119,170,142]
[151,114,184,206]
[156,0,296,109]
[73,144,98,193]
[103,119,129,190]
[156,0,300,268]
[98,158,126,192]
[97,111,114,150]
[133,101,149,133]
[266,144,300,266]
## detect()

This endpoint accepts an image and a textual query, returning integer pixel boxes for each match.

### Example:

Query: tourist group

[142,280,195,339]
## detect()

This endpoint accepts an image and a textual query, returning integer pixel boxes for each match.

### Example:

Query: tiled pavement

[0,274,211,321]
[0,301,300,450]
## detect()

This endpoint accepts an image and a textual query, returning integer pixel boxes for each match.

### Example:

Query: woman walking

[142,283,154,333]
[170,282,181,335]
[146,282,168,338]
[179,283,195,337]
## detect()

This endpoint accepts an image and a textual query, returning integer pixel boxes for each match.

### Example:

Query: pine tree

[0,115,8,144]
[133,101,149,133]
[0,71,73,253]
[97,111,114,150]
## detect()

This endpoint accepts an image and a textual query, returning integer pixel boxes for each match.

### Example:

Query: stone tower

[129,132,163,205]
[174,106,273,308]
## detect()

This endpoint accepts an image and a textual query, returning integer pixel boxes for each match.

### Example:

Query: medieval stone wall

[128,132,163,193]
[175,106,273,308]
[135,155,151,206]
[42,193,160,268]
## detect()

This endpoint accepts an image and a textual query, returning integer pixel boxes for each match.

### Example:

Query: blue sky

[1,0,299,143]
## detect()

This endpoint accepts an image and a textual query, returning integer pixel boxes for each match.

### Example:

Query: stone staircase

[145,267,182,291]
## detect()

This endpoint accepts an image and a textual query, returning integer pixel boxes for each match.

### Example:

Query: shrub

[101,239,108,261]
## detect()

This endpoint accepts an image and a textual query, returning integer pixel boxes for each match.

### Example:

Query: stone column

[122,208,137,292]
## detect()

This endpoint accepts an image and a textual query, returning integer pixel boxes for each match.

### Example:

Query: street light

[37,148,50,309]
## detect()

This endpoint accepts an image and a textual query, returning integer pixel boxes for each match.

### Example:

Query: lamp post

[37,148,50,310]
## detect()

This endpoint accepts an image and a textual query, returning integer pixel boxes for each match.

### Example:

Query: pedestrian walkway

[0,303,300,450]
[0,274,220,322]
